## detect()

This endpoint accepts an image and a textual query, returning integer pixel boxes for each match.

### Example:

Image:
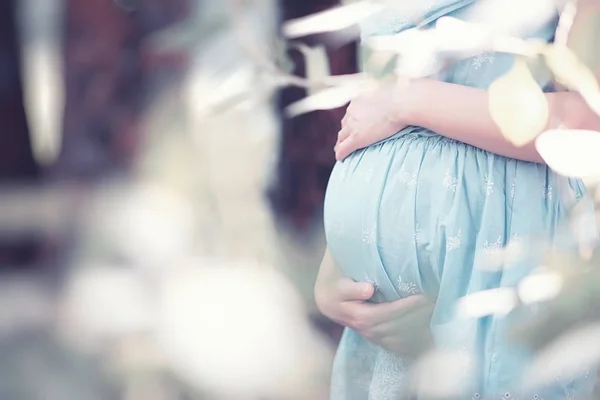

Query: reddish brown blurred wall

[269,0,358,237]
[52,0,189,181]
[0,0,357,267]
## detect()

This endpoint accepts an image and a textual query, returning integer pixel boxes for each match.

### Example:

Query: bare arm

[405,78,600,163]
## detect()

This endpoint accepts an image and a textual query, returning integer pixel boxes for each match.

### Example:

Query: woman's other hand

[315,249,434,356]
[334,78,413,161]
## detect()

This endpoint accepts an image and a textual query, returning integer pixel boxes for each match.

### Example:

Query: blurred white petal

[456,288,518,318]
[295,44,331,96]
[535,129,600,182]
[518,270,564,304]
[155,261,332,399]
[283,1,383,38]
[489,60,549,147]
[411,349,473,398]
[85,183,196,269]
[285,80,368,117]
[186,66,262,118]
[17,0,65,165]
[435,17,494,56]
[60,266,154,348]
[544,45,600,116]
[366,30,440,77]
[366,29,433,53]
[464,0,557,37]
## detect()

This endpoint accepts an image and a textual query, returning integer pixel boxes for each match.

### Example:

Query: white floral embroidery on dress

[510,181,516,198]
[337,334,377,392]
[542,184,553,200]
[399,168,418,186]
[330,221,345,237]
[413,224,422,245]
[363,226,376,244]
[447,229,462,251]
[365,273,379,292]
[369,349,410,400]
[472,52,494,70]
[508,232,520,246]
[397,275,418,297]
[483,235,503,255]
[443,169,459,192]
[483,175,494,196]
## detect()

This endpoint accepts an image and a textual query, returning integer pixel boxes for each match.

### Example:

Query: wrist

[400,77,432,127]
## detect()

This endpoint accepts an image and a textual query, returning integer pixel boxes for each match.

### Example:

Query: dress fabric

[323,2,598,399]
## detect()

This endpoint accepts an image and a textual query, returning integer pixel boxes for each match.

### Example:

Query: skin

[335,78,600,163]
[315,249,434,356]
[318,70,600,355]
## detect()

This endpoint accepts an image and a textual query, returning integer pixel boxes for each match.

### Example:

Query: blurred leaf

[147,14,230,53]
[488,58,549,146]
[272,37,295,76]
[567,2,600,72]
[456,288,519,318]
[523,322,600,389]
[294,43,331,95]
[463,0,557,38]
[282,1,382,39]
[285,80,366,117]
[518,269,564,305]
[17,0,64,166]
[511,252,600,351]
[434,16,494,56]
[359,45,398,80]
[412,349,473,398]
[535,128,600,181]
[365,29,441,78]
[544,44,600,116]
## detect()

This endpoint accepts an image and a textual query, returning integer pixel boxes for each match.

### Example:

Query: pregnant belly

[323,133,583,303]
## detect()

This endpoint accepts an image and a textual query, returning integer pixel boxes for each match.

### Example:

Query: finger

[336,127,352,147]
[374,300,434,335]
[377,308,435,356]
[336,277,374,301]
[341,112,349,127]
[335,134,364,161]
[348,296,430,334]
[367,295,432,325]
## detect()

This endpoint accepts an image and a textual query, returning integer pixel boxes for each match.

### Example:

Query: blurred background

[0,0,349,399]
[1,0,600,399]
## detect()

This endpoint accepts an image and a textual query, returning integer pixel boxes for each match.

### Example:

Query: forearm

[405,79,600,163]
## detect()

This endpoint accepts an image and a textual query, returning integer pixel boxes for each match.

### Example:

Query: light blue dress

[323,1,597,399]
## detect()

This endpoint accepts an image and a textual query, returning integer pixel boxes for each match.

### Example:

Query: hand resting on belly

[315,249,435,357]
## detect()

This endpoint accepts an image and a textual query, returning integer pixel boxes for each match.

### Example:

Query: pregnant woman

[318,1,600,399]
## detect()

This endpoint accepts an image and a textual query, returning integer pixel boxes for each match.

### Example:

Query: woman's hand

[334,79,412,161]
[315,249,434,356]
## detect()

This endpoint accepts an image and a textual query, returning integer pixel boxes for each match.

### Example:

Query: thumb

[336,277,374,301]
[335,135,365,161]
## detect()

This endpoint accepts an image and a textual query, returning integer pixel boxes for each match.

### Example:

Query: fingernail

[362,284,373,298]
